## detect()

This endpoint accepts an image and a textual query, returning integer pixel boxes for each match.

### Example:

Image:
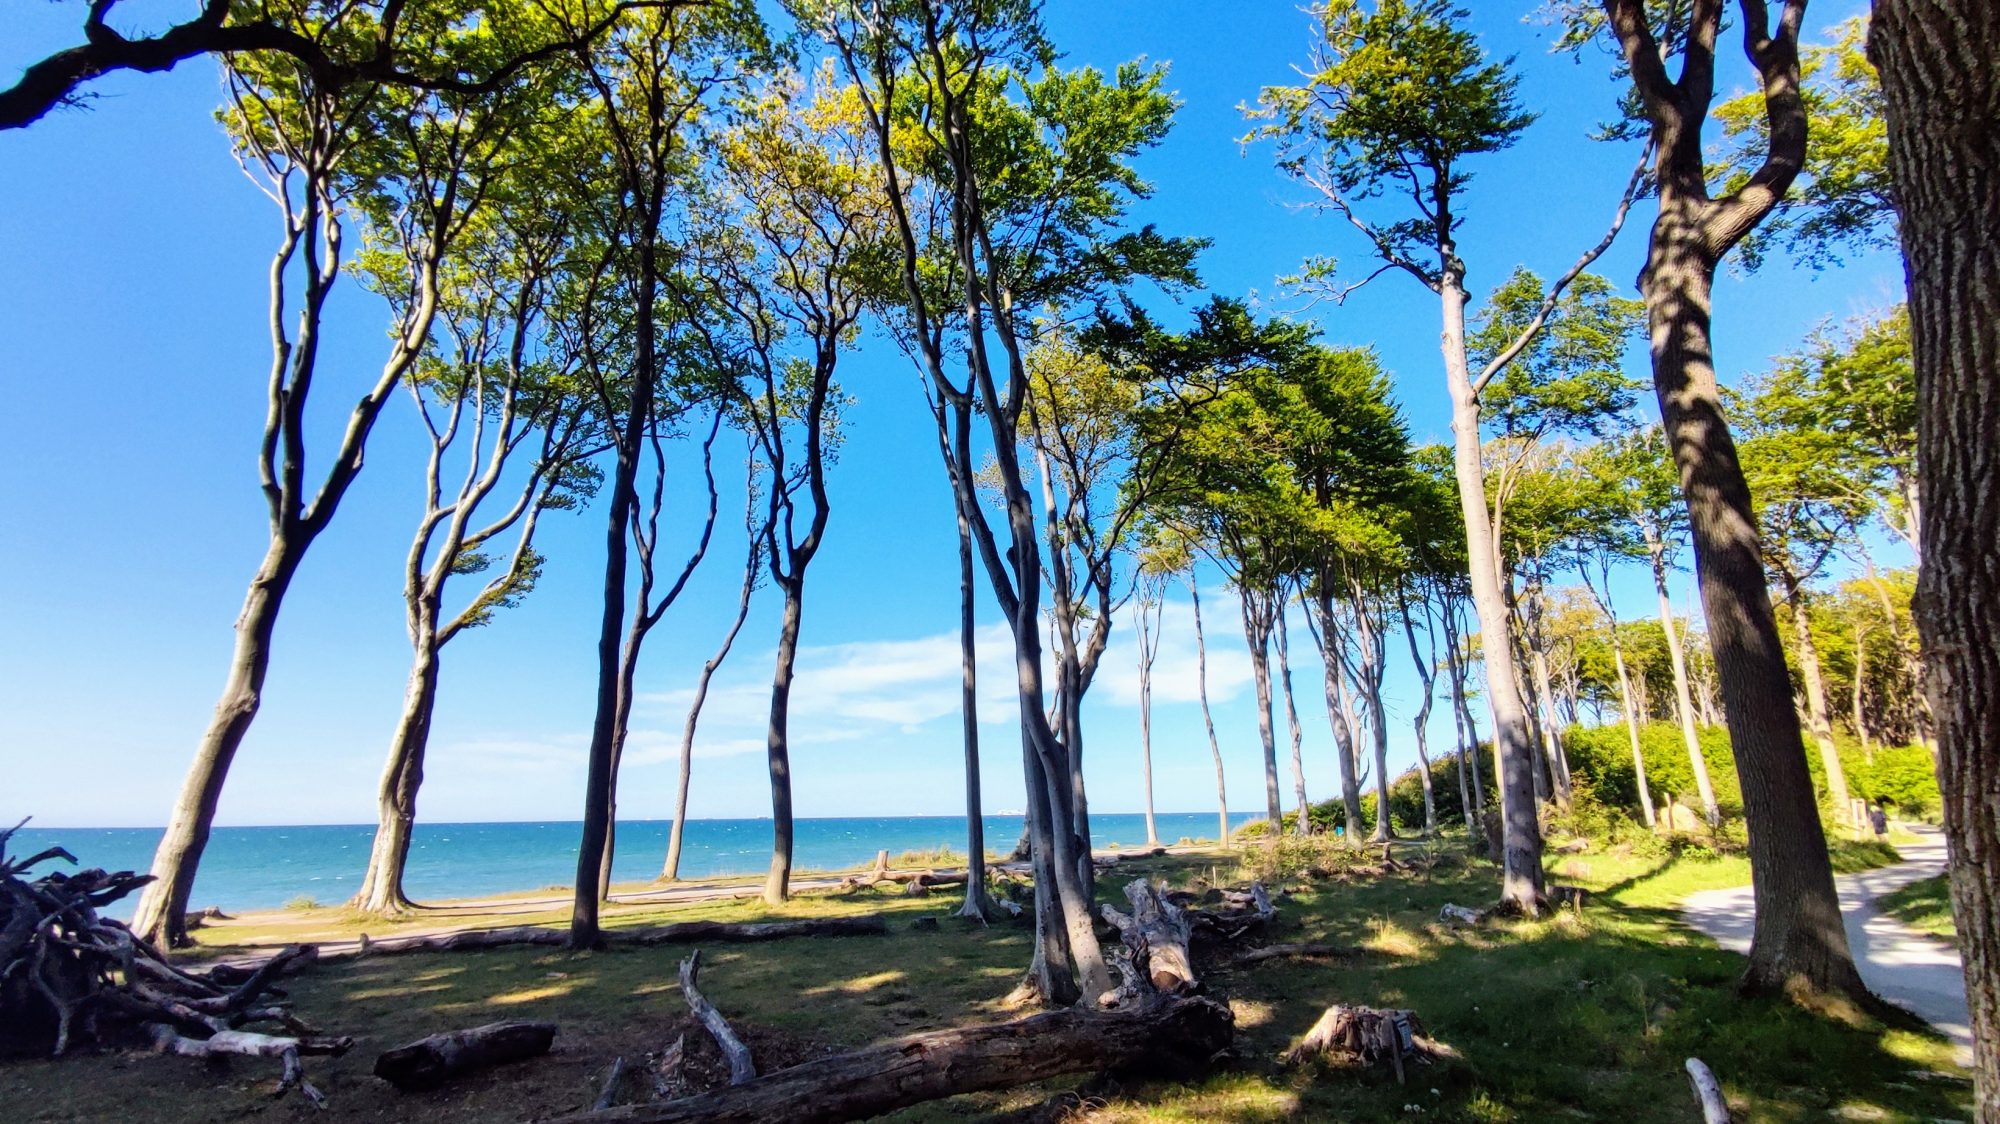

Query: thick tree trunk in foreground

[1870,1,2000,1109]
[1649,543,1723,825]
[1603,0,1863,1000]
[763,585,804,905]
[352,643,439,914]
[133,546,300,945]
[1642,211,1860,996]
[1442,265,1544,908]
[547,996,1234,1124]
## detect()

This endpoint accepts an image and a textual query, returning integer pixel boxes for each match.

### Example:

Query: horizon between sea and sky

[1,2,1907,842]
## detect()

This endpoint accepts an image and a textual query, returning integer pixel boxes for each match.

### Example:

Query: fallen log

[1685,1057,1731,1123]
[296,914,890,965]
[593,1057,628,1111]
[543,995,1233,1124]
[1437,903,1487,927]
[1229,942,1363,967]
[372,1020,558,1091]
[1098,879,1195,993]
[678,950,753,1085]
[1187,882,1276,941]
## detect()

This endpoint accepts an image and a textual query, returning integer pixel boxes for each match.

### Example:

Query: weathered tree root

[1099,879,1196,996]
[1685,1057,1731,1123]
[1283,1003,1457,1083]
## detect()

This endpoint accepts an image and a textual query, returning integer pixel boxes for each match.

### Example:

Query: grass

[0,839,1971,1123]
[1879,874,1958,945]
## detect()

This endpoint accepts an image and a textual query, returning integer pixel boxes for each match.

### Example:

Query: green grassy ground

[0,840,1971,1123]
[1878,874,1958,946]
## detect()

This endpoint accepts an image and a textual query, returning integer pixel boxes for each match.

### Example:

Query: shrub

[283,895,320,911]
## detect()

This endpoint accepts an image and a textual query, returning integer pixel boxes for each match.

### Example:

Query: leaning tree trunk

[1649,542,1723,826]
[1190,578,1230,848]
[1441,261,1545,909]
[662,530,758,883]
[1274,596,1312,835]
[763,582,805,905]
[352,638,441,914]
[1441,599,1487,829]
[1348,597,1396,844]
[1240,587,1285,831]
[1869,3,2000,1108]
[132,541,302,946]
[1641,198,1861,996]
[1783,577,1853,823]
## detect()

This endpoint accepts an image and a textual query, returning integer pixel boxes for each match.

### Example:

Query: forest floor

[0,836,1975,1123]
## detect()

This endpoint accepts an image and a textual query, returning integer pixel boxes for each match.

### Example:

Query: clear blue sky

[0,0,1903,828]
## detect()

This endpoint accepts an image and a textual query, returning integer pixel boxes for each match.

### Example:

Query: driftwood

[1099,879,1196,993]
[1437,903,1488,927]
[1187,881,1276,941]
[0,822,331,1101]
[149,1023,351,1108]
[593,1056,629,1111]
[546,994,1234,1124]
[678,950,753,1085]
[1685,1057,1731,1123]
[1283,1003,1456,1083]
[372,1020,557,1090]
[247,914,890,968]
[1229,942,1363,967]
[651,1035,687,1101]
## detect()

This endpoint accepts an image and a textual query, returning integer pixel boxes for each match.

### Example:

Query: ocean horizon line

[17,810,1245,833]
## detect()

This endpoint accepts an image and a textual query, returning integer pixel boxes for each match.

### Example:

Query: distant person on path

[1870,801,1890,838]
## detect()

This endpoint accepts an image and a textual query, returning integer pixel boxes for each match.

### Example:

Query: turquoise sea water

[11,813,1255,917]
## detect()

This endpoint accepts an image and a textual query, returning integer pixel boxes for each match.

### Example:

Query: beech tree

[698,69,881,904]
[1249,0,1646,908]
[565,0,766,946]
[811,0,1198,1005]
[1870,2,2000,1102]
[0,0,702,131]
[131,7,522,945]
[351,130,606,915]
[1581,0,1864,997]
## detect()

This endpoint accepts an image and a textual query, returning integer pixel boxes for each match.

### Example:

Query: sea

[10,813,1253,918]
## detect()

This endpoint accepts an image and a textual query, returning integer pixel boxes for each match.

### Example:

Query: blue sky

[1,0,1904,829]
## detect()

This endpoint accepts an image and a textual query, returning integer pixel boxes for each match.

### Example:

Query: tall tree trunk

[1240,586,1285,830]
[1273,593,1311,835]
[1607,618,1657,828]
[1639,195,1861,995]
[955,493,991,920]
[1136,586,1163,849]
[1441,260,1545,908]
[1524,578,1574,805]
[1441,598,1487,831]
[1851,616,1872,760]
[352,639,440,914]
[763,583,804,905]
[132,543,302,945]
[1309,587,1365,839]
[1867,5,2000,1103]
[1346,588,1396,844]
[1019,730,1077,1006]
[1647,539,1722,825]
[1400,590,1440,836]
[1190,577,1230,848]
[1504,569,1555,806]
[1782,578,1852,822]
[661,523,759,883]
